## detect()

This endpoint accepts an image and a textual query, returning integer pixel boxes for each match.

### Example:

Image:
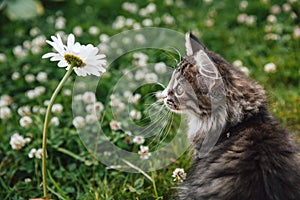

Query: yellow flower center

[64,54,85,68]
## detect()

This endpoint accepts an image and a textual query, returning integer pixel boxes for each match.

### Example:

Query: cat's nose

[161,89,168,99]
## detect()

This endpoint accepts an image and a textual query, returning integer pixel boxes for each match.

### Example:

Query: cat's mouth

[164,99,183,114]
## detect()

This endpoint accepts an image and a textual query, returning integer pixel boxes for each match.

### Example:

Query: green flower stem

[42,64,75,198]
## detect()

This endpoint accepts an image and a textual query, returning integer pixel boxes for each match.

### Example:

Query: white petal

[42,52,58,59]
[50,54,64,62]
[67,34,75,49]
[58,60,68,67]
[74,68,87,76]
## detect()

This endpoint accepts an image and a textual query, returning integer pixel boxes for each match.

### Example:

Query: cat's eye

[175,84,184,95]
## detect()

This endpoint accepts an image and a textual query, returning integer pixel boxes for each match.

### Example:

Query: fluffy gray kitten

[162,32,300,200]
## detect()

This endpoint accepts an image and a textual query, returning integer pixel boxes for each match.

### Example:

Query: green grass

[0,0,299,199]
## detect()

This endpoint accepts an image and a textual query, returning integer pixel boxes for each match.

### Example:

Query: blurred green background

[0,0,299,199]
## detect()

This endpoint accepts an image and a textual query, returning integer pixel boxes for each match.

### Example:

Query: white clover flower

[24,178,32,183]
[32,35,47,47]
[232,60,243,68]
[13,45,27,58]
[130,110,142,120]
[109,120,122,131]
[73,26,83,36]
[205,19,215,27]
[28,148,37,158]
[145,3,156,14]
[240,66,250,76]
[164,0,173,5]
[0,53,6,62]
[203,0,213,4]
[20,116,33,128]
[36,72,48,83]
[125,131,132,136]
[94,102,104,112]
[17,106,31,116]
[23,40,31,50]
[61,90,71,98]
[0,107,12,119]
[35,148,43,159]
[239,0,248,11]
[135,34,146,44]
[245,15,256,26]
[30,27,40,37]
[142,18,153,27]
[88,26,100,36]
[138,145,151,160]
[267,15,277,23]
[125,18,134,27]
[82,91,96,104]
[25,74,35,83]
[122,2,138,13]
[293,26,300,39]
[270,5,281,15]
[11,72,20,80]
[145,73,158,83]
[99,34,109,43]
[123,90,133,100]
[74,94,83,101]
[10,133,31,150]
[162,14,175,25]
[135,70,145,80]
[51,103,63,114]
[34,86,46,96]
[133,135,145,145]
[42,33,107,77]
[0,95,13,107]
[172,168,186,182]
[109,97,122,107]
[237,13,248,24]
[112,16,126,30]
[283,3,291,13]
[85,114,98,124]
[31,46,42,54]
[122,37,131,44]
[264,33,280,41]
[154,62,167,74]
[50,117,60,126]
[131,93,142,105]
[264,62,277,73]
[26,90,37,99]
[44,100,50,106]
[133,22,141,29]
[55,16,66,30]
[73,116,85,128]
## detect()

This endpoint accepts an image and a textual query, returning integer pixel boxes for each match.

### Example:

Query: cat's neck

[187,106,227,145]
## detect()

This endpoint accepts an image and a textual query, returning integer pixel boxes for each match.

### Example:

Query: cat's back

[180,110,300,200]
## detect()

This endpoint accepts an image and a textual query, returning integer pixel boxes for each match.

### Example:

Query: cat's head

[162,32,266,128]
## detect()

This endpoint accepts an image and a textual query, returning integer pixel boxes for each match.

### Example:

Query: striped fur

[162,32,300,200]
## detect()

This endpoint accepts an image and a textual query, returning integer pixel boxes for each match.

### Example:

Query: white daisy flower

[42,33,107,77]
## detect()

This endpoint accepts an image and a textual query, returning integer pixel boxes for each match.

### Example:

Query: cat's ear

[195,50,220,91]
[185,32,207,56]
